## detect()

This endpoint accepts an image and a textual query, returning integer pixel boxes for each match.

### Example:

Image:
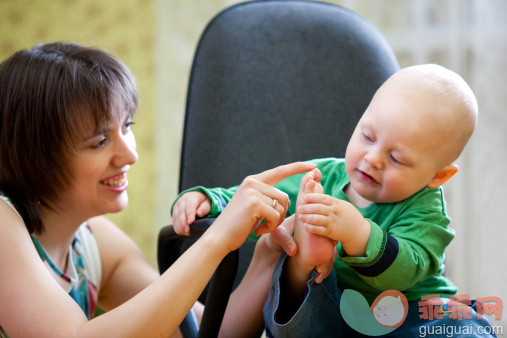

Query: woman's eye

[123,121,135,133]
[91,137,107,149]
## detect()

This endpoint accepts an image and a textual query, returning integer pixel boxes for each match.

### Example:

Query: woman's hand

[257,214,298,259]
[209,162,316,253]
[314,246,337,283]
[260,214,336,283]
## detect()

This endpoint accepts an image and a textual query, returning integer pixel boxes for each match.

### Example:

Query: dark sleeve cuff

[339,221,399,277]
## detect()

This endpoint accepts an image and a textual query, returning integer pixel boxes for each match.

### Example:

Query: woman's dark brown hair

[0,42,138,233]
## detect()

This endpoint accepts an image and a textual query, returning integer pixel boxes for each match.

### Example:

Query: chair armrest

[157,218,239,338]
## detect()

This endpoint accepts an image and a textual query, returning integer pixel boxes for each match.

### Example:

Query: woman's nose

[113,133,138,167]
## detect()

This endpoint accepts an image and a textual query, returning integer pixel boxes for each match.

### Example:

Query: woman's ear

[427,164,459,189]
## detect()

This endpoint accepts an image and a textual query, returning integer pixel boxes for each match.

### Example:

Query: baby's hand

[171,191,211,236]
[297,194,368,248]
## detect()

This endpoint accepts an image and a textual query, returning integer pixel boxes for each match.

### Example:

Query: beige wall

[0,0,157,261]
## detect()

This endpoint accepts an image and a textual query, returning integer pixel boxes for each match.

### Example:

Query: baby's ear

[427,164,459,189]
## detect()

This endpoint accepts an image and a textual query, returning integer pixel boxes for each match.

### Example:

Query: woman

[0,42,318,337]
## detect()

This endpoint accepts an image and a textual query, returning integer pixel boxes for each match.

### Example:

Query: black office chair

[158,1,399,337]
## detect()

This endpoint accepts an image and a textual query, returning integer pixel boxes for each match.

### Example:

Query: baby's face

[344,78,451,205]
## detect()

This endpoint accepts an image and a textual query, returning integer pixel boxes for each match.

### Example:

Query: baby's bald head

[375,64,478,165]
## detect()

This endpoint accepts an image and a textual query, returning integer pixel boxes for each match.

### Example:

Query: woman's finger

[269,196,289,227]
[253,206,281,236]
[240,177,290,224]
[269,225,297,256]
[252,162,316,186]
[315,248,337,283]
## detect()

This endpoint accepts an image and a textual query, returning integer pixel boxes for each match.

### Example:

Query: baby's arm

[300,188,455,292]
[297,194,371,256]
[340,194,455,292]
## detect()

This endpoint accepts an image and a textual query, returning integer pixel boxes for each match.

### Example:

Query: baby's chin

[353,183,415,205]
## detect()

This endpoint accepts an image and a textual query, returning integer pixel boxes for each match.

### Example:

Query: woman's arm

[89,216,160,311]
[0,199,225,337]
[0,162,315,337]
[0,199,90,337]
[86,162,315,337]
[219,218,296,338]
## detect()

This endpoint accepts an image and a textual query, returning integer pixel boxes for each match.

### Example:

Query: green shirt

[173,158,458,303]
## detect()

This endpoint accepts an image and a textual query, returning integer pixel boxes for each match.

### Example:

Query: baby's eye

[390,154,404,165]
[363,133,374,142]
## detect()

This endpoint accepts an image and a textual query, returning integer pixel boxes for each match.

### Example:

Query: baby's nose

[365,151,383,170]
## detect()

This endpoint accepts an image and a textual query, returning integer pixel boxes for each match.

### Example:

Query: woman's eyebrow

[81,125,112,140]
[84,113,131,139]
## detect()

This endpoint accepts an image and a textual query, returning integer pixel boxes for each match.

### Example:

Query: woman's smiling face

[55,112,138,220]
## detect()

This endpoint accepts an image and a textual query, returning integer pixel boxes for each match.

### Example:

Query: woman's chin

[107,196,129,214]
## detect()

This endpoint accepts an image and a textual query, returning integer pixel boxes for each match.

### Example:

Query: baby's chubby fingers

[304,222,330,238]
[303,192,334,205]
[196,203,210,218]
[296,202,328,216]
[171,191,211,235]
[171,202,188,235]
[298,213,328,227]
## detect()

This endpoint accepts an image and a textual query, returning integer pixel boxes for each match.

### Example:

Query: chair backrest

[179,0,399,192]
[163,1,399,336]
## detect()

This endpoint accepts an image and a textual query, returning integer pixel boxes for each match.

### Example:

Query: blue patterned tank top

[0,196,102,337]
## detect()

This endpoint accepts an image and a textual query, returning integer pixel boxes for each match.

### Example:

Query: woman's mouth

[100,173,128,188]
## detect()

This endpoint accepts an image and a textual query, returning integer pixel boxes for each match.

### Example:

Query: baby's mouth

[100,173,127,187]
[358,170,379,185]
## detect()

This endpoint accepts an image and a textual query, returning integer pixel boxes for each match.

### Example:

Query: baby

[173,65,477,299]
[172,64,495,336]
[260,64,489,336]
[285,63,478,289]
